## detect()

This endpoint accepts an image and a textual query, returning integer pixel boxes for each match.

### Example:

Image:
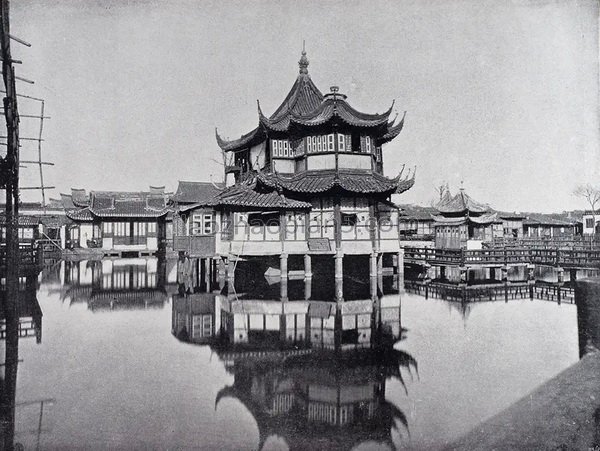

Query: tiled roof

[91,199,169,218]
[60,194,76,209]
[270,70,324,121]
[523,215,574,226]
[258,95,393,132]
[216,50,404,151]
[173,181,225,204]
[378,112,406,145]
[66,207,94,221]
[71,188,90,207]
[67,191,169,220]
[398,205,436,221]
[432,212,498,225]
[257,169,414,195]
[217,185,311,209]
[216,126,265,152]
[0,214,40,226]
[434,190,489,215]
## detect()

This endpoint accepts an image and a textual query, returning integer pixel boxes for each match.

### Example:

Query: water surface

[2,258,579,450]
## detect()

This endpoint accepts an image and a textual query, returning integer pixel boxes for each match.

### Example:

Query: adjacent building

[65,187,171,256]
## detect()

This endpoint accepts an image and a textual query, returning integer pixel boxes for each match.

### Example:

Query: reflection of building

[59,258,177,311]
[0,274,43,343]
[172,288,414,450]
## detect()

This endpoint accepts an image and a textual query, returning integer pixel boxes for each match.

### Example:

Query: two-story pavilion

[209,50,414,280]
[432,188,502,250]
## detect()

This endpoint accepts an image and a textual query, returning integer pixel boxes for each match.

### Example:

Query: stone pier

[448,277,600,450]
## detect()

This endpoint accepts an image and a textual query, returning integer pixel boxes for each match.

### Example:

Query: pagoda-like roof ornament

[298,44,309,74]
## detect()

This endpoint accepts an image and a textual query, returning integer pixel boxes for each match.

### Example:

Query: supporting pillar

[557,267,564,284]
[226,255,235,283]
[280,253,288,280]
[304,277,312,301]
[217,257,226,279]
[459,266,468,283]
[424,263,433,282]
[204,258,211,292]
[377,253,383,276]
[335,251,344,280]
[280,277,288,302]
[335,276,344,303]
[501,265,508,282]
[489,267,496,281]
[369,253,378,278]
[569,268,577,283]
[370,274,378,301]
[304,254,312,279]
[527,263,535,282]
[396,249,405,277]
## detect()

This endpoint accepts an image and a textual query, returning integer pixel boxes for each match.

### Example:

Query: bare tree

[433,181,449,203]
[574,183,600,234]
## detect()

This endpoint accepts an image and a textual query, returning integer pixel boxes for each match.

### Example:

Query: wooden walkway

[404,247,600,270]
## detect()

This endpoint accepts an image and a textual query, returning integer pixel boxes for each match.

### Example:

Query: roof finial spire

[299,41,309,74]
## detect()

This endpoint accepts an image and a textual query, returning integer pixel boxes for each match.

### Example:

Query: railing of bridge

[405,246,600,269]
[491,236,600,250]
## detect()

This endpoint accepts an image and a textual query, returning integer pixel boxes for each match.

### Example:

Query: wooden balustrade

[405,245,600,269]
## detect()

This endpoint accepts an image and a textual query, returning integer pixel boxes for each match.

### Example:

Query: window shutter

[328,134,335,151]
[337,134,344,151]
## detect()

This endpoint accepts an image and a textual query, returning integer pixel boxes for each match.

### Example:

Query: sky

[5,0,599,212]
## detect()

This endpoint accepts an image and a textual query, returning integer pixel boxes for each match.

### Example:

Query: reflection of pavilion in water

[56,258,178,311]
[0,273,42,343]
[172,276,416,450]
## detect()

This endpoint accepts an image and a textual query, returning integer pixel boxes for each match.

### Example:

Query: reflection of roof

[435,190,489,215]
[173,181,225,204]
[214,344,415,451]
[88,290,167,310]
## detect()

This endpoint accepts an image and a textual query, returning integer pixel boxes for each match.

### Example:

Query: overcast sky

[7,0,599,212]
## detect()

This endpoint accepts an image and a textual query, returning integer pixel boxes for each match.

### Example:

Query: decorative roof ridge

[215,126,262,152]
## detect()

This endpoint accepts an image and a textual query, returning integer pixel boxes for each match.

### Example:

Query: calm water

[1,257,580,450]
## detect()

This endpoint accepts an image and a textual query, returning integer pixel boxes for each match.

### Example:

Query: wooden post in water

[280,253,288,280]
[335,251,343,280]
[0,2,21,449]
[303,254,312,279]
[369,252,377,278]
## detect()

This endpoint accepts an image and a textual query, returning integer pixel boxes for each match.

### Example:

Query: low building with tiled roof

[176,49,416,272]
[521,213,577,238]
[65,186,170,256]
